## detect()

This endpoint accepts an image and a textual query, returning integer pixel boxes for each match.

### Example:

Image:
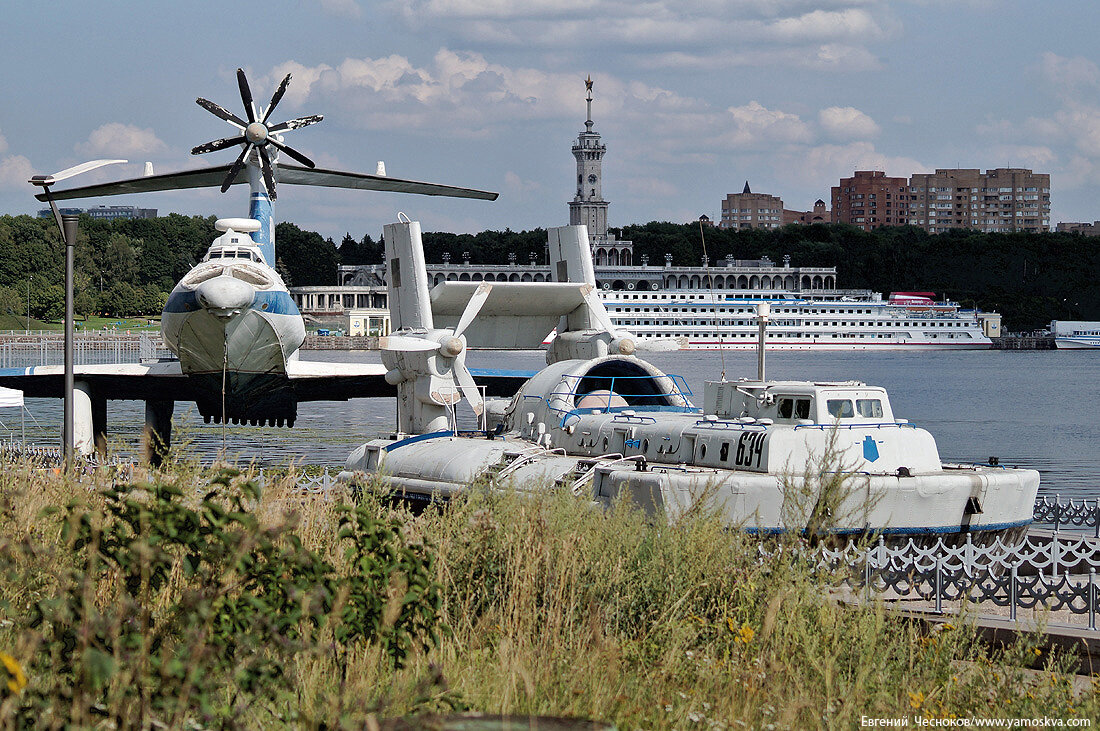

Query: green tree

[274,223,339,286]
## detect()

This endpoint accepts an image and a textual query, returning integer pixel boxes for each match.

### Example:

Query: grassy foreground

[0,460,1093,729]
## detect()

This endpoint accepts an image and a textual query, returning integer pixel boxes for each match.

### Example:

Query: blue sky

[1,1,1098,241]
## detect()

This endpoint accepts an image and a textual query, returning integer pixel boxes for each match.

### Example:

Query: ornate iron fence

[1033,495,1100,537]
[822,533,1100,629]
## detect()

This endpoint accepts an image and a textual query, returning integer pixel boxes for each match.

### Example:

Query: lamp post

[29,159,126,464]
[25,276,31,332]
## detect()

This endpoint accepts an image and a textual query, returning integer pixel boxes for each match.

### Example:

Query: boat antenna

[699,219,726,380]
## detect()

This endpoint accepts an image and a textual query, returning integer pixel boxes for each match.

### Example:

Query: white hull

[1054,338,1100,349]
[677,340,989,351]
[601,288,993,351]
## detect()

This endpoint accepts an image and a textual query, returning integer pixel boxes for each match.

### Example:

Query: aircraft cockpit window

[208,252,222,259]
[856,399,883,418]
[237,251,251,259]
[826,399,854,419]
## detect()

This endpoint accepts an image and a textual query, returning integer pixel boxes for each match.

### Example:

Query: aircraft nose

[195,275,254,318]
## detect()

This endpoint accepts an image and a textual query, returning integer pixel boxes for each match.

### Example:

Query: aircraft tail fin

[383,218,434,331]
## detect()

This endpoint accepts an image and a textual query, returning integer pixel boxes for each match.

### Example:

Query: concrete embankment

[302,335,379,350]
[991,335,1055,349]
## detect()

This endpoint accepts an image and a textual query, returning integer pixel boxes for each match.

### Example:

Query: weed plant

[0,459,1092,728]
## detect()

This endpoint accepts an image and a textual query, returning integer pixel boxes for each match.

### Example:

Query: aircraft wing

[35,164,498,202]
[0,361,187,401]
[285,360,529,401]
[0,359,530,411]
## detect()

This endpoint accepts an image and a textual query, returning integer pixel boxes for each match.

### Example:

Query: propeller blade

[196,97,246,129]
[453,283,492,339]
[257,146,277,200]
[454,352,484,416]
[267,115,323,133]
[267,137,315,168]
[191,135,246,155]
[378,335,440,352]
[237,68,256,123]
[262,73,292,124]
[221,143,253,192]
[579,284,618,335]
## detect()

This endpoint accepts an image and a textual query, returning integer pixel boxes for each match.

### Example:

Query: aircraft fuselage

[161,212,305,426]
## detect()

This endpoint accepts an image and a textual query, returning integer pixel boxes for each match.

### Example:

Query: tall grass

[0,460,1093,729]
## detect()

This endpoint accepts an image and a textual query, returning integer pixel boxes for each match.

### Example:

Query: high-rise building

[832,168,1051,233]
[831,171,909,231]
[907,169,1050,233]
[718,182,785,230]
[568,76,632,266]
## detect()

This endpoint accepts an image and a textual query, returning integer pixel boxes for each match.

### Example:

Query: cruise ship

[600,289,994,350]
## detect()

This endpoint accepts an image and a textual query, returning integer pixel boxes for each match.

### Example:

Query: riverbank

[0,460,1093,727]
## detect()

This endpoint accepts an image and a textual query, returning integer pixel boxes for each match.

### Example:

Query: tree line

[1,213,1095,331]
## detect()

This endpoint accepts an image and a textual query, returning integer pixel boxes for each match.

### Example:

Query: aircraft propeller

[378,283,492,415]
[192,68,323,199]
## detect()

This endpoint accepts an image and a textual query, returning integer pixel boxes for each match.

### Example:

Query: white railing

[0,333,173,368]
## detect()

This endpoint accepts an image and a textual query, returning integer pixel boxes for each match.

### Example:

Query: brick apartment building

[830,171,910,231]
[832,168,1050,233]
[720,184,828,230]
[719,182,784,230]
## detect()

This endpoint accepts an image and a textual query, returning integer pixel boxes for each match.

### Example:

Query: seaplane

[340,218,1040,543]
[0,69,515,463]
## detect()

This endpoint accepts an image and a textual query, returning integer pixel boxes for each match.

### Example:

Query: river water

[5,349,1097,502]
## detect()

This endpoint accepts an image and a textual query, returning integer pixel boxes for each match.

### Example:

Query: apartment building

[719,182,784,230]
[907,168,1050,233]
[830,171,909,231]
[831,168,1050,233]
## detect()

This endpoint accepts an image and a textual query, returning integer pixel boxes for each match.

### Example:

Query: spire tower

[567,76,632,267]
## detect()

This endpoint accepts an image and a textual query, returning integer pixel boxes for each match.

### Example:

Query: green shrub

[1,467,442,728]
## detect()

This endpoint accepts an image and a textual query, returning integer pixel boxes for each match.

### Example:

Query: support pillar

[72,381,103,457]
[142,400,173,466]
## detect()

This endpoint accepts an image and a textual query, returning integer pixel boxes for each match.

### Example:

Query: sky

[1,1,1099,242]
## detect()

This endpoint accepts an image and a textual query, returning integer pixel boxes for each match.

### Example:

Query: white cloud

[264,51,696,134]
[388,1,890,70]
[0,130,7,155]
[76,123,168,157]
[503,171,542,197]
[0,154,34,191]
[1039,52,1100,100]
[819,106,880,140]
[765,8,884,42]
[782,141,924,186]
[717,101,813,148]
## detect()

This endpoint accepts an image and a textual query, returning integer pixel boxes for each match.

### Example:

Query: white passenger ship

[600,289,993,350]
[1050,321,1100,349]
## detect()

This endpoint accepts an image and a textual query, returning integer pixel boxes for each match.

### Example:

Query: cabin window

[719,441,730,461]
[778,398,793,419]
[856,399,883,418]
[794,399,811,419]
[826,399,854,418]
